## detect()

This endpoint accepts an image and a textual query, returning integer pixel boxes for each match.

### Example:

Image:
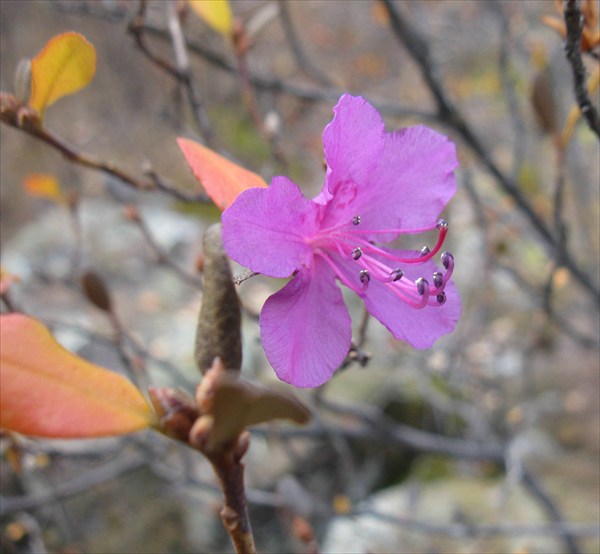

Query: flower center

[312,216,454,309]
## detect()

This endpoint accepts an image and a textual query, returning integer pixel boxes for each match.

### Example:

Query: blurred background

[1,1,599,553]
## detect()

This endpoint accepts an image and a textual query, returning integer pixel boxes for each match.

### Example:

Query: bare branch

[563,0,600,138]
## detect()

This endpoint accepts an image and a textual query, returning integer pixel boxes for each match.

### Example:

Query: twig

[0,107,204,203]
[138,22,436,121]
[522,466,582,554]
[128,1,216,147]
[209,450,256,554]
[277,1,333,87]
[126,206,203,289]
[563,0,600,138]
[0,452,147,516]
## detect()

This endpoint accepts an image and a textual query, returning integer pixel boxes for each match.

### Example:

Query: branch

[277,1,333,87]
[0,103,209,204]
[0,452,146,516]
[127,0,217,147]
[138,22,436,121]
[563,0,600,138]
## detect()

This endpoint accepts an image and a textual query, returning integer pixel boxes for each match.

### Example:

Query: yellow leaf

[29,32,96,118]
[22,173,63,202]
[188,0,233,37]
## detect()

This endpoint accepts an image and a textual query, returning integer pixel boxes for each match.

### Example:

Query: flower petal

[222,176,317,277]
[316,94,384,204]
[363,276,460,349]
[315,112,458,235]
[368,126,458,229]
[260,258,352,387]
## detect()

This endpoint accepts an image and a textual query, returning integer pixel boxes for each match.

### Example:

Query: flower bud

[195,225,242,373]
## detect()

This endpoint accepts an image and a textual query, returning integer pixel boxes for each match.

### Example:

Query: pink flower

[222,95,460,388]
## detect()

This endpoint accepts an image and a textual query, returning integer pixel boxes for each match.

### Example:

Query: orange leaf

[29,32,96,118]
[22,173,63,202]
[177,137,267,210]
[0,314,155,438]
[188,0,233,37]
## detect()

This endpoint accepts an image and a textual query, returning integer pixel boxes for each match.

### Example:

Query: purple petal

[363,275,460,349]
[370,126,458,228]
[260,258,352,387]
[320,125,458,237]
[315,95,385,205]
[222,176,317,278]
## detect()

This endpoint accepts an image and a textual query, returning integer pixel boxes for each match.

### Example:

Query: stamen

[359,269,370,292]
[436,219,448,230]
[414,277,430,309]
[441,252,454,281]
[420,246,431,257]
[432,271,444,290]
[352,215,361,226]
[436,292,447,305]
[391,268,404,282]
[441,251,454,270]
[352,247,363,260]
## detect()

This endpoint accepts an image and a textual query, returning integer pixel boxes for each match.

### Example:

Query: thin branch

[127,206,203,289]
[0,107,207,203]
[138,22,436,121]
[0,453,147,516]
[277,1,333,87]
[522,467,582,554]
[563,0,600,138]
[127,1,216,147]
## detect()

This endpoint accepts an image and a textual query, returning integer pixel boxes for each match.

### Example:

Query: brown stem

[210,452,256,554]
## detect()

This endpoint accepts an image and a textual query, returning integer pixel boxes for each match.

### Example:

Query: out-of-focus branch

[380,0,600,306]
[124,205,203,289]
[127,0,216,147]
[138,22,435,120]
[0,102,208,203]
[277,1,333,87]
[522,467,582,554]
[0,452,147,516]
[563,0,600,138]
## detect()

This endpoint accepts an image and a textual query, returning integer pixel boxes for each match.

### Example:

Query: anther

[416,277,428,296]
[352,215,361,226]
[432,271,444,289]
[391,268,404,282]
[441,251,454,270]
[359,270,370,284]
[351,247,363,260]
[436,292,447,305]
[420,246,431,257]
[436,219,449,230]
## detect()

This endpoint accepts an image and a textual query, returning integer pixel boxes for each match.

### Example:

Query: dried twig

[563,0,600,138]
